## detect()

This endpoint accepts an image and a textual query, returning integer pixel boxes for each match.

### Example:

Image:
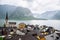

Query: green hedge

[0,37,3,40]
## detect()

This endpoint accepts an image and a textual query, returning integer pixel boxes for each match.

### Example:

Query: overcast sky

[0,0,60,14]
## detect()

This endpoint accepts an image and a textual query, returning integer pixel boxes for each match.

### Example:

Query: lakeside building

[4,12,16,27]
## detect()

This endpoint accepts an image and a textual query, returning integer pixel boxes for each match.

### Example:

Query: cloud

[0,0,60,14]
[29,0,60,13]
[23,0,34,2]
[0,0,29,7]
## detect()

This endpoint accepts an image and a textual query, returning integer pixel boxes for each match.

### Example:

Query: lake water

[0,20,60,30]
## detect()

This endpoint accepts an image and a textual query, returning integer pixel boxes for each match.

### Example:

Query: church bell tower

[5,12,8,27]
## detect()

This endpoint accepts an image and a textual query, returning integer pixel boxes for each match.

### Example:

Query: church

[4,12,16,27]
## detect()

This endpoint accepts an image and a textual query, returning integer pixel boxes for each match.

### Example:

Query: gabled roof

[9,22,16,24]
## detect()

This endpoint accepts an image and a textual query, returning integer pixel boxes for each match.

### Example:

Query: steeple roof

[5,12,8,20]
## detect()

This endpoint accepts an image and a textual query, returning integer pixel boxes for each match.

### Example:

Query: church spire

[5,12,8,27]
[5,12,8,20]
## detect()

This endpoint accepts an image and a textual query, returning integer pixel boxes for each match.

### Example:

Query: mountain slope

[39,10,60,20]
[9,7,35,20]
[0,5,37,20]
[0,5,47,20]
[0,5,16,19]
[52,11,60,19]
